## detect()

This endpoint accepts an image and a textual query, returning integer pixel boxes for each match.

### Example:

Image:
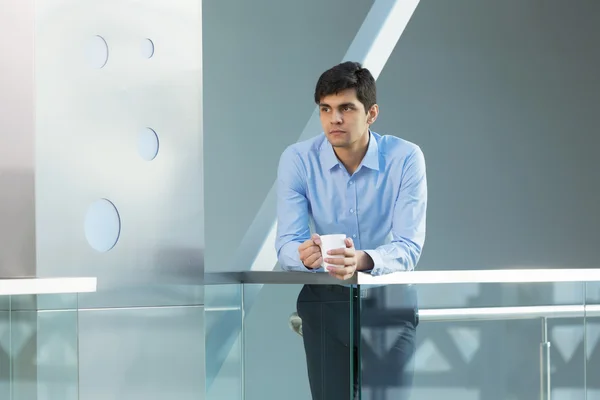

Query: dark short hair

[314,61,377,112]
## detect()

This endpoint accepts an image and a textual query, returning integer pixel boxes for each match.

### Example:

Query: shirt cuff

[294,264,318,273]
[279,245,319,273]
[363,250,387,276]
[280,259,318,272]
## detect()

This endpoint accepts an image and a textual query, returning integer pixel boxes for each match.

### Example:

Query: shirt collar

[361,132,380,171]
[320,131,381,172]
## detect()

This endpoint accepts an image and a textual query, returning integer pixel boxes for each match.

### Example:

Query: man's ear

[367,104,379,124]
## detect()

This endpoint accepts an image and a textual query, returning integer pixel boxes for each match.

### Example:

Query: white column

[0,0,37,278]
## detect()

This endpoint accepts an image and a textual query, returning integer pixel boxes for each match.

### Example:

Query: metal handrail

[418,304,600,322]
[209,304,600,321]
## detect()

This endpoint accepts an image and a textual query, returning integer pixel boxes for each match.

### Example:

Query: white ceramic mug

[319,234,346,268]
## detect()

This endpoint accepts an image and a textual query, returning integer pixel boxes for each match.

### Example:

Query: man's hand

[298,234,323,269]
[323,237,356,280]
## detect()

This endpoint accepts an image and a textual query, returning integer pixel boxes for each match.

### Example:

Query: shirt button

[350,208,354,214]
[349,181,353,185]
[352,234,357,238]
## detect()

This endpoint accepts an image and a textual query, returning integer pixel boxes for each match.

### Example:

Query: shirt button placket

[350,177,359,245]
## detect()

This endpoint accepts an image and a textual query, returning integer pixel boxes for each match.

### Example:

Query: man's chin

[328,137,349,148]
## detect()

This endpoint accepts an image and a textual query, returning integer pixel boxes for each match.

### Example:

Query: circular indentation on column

[84,199,121,252]
[138,127,159,161]
[142,38,155,59]
[86,35,109,69]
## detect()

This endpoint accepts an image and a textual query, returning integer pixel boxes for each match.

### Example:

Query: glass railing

[0,277,96,400]
[1,275,208,400]
[585,281,600,400]
[205,269,600,400]
[64,274,205,400]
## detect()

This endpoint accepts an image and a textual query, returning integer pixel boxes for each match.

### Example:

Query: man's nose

[331,110,342,124]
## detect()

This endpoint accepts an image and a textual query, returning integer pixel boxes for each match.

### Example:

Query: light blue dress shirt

[275,131,427,276]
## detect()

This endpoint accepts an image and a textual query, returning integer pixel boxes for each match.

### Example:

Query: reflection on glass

[0,307,9,399]
[357,282,587,400]
[205,284,243,399]
[9,294,79,400]
[586,282,600,399]
[239,282,358,400]
[356,284,417,400]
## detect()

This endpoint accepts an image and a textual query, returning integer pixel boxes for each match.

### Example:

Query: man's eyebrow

[318,102,356,108]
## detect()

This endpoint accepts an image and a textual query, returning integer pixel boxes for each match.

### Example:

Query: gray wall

[379,0,600,271]
[377,2,599,398]
[204,0,600,399]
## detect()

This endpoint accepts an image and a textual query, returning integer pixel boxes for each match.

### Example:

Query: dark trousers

[297,284,418,400]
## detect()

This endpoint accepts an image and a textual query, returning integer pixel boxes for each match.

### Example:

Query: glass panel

[355,283,417,400]
[242,283,357,400]
[10,294,80,400]
[585,282,600,399]
[356,282,586,400]
[205,283,243,400]
[77,304,204,399]
[0,306,9,399]
[75,283,203,310]
[11,293,79,312]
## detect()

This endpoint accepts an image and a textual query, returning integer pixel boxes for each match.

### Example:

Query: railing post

[241,283,246,400]
[540,317,551,400]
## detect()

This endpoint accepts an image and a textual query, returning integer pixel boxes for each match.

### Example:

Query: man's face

[318,88,376,148]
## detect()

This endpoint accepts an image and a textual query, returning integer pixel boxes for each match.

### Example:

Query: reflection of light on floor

[448,327,480,363]
[414,338,451,372]
[552,326,584,362]
[551,321,600,360]
[413,326,481,373]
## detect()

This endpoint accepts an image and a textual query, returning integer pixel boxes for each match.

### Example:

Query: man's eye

[321,107,330,112]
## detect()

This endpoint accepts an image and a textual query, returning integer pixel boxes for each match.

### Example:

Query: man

[275,61,427,399]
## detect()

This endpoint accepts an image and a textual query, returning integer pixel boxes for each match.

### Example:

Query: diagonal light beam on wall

[206,0,421,392]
